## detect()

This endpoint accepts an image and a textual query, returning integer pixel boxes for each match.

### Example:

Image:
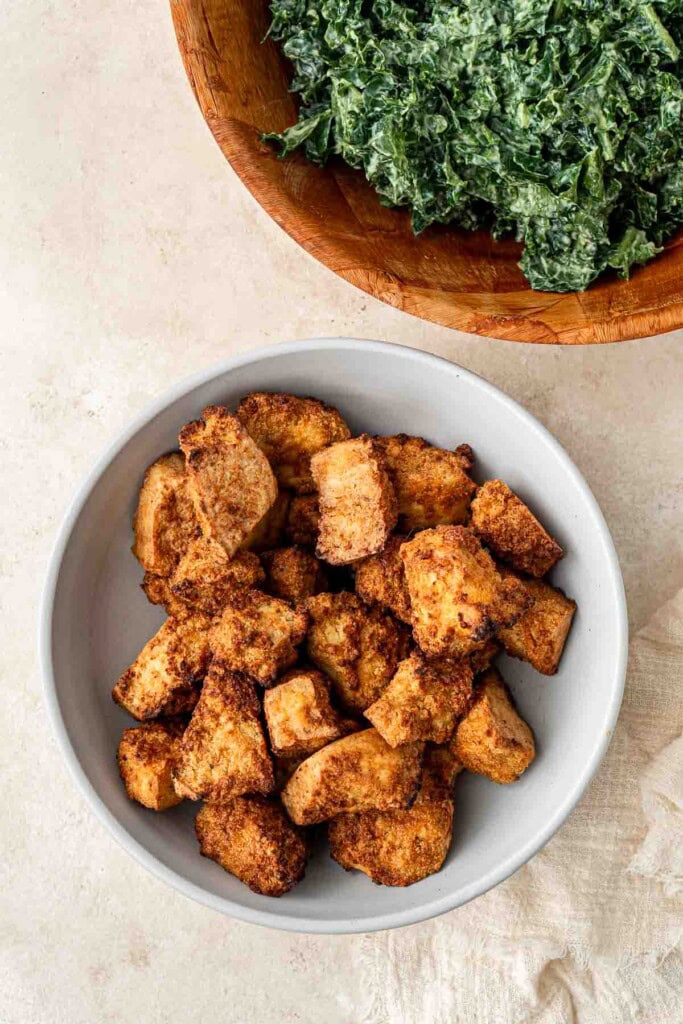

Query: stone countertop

[1,2,682,1022]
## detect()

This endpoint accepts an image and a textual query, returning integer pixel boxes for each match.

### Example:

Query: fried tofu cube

[236,392,350,493]
[179,406,278,557]
[173,663,273,800]
[285,495,320,548]
[453,668,535,784]
[196,795,308,897]
[132,453,198,575]
[170,537,264,616]
[400,526,532,657]
[117,718,185,811]
[141,572,191,618]
[240,489,291,553]
[263,668,348,757]
[375,434,476,530]
[365,651,473,747]
[354,535,412,624]
[112,613,212,720]
[470,480,563,577]
[305,592,409,713]
[311,436,397,565]
[497,569,576,675]
[261,546,328,605]
[281,728,424,825]
[210,590,308,686]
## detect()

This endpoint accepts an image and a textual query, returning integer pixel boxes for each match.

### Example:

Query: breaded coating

[173,664,273,800]
[469,638,502,674]
[305,592,410,713]
[236,392,350,493]
[112,613,212,720]
[132,453,198,575]
[179,406,278,557]
[170,537,264,616]
[365,651,473,747]
[311,436,397,565]
[117,718,185,811]
[470,480,563,577]
[354,536,412,624]
[241,489,291,553]
[261,546,328,605]
[210,589,308,686]
[497,568,576,675]
[375,434,476,531]
[263,668,347,757]
[285,494,320,548]
[328,744,456,886]
[196,795,308,897]
[281,728,424,826]
[453,668,535,784]
[400,526,532,657]
[142,572,190,618]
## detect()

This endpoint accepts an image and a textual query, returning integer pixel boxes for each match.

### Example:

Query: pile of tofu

[113,394,576,894]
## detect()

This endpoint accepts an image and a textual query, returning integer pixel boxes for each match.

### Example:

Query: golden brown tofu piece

[328,744,456,886]
[401,526,531,657]
[117,718,185,811]
[263,668,347,758]
[354,535,412,624]
[141,572,190,618]
[240,489,291,553]
[179,406,278,557]
[285,494,320,548]
[311,436,397,565]
[497,569,576,675]
[453,668,535,784]
[170,537,264,616]
[210,589,308,686]
[173,664,273,800]
[132,453,198,575]
[305,592,409,713]
[375,434,476,531]
[365,651,473,747]
[196,795,308,897]
[112,613,212,720]
[281,728,424,825]
[470,480,563,578]
[236,392,350,493]
[261,546,328,605]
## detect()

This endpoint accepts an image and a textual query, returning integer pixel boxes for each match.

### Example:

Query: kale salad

[265,0,683,292]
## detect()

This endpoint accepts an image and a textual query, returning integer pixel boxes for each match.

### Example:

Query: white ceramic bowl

[41,339,627,934]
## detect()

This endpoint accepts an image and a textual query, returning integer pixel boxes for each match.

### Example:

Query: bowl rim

[39,337,628,934]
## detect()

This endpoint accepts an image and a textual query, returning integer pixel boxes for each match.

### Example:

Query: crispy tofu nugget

[117,718,185,811]
[470,480,563,577]
[241,489,291,553]
[132,453,199,575]
[311,436,397,565]
[281,728,424,825]
[375,434,476,531]
[285,495,320,548]
[365,651,473,747]
[179,406,278,557]
[305,592,409,713]
[328,744,457,886]
[196,795,308,896]
[264,668,348,758]
[401,526,531,657]
[173,664,273,800]
[354,535,412,624]
[142,572,190,618]
[211,590,308,686]
[170,537,264,616]
[497,568,576,675]
[453,668,535,784]
[261,546,328,605]
[112,613,212,720]
[236,392,350,493]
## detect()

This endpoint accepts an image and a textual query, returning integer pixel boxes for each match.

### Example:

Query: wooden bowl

[170,0,683,344]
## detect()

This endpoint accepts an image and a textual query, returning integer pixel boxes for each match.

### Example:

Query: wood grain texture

[170,0,683,344]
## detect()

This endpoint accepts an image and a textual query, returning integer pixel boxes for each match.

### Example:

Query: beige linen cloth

[346,592,683,1024]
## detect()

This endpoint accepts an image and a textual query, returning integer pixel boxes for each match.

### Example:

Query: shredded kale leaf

[264,0,683,291]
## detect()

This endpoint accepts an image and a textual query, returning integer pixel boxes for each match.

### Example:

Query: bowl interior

[45,340,626,932]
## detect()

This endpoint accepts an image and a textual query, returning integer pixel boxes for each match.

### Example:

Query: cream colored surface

[1,2,682,1022]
